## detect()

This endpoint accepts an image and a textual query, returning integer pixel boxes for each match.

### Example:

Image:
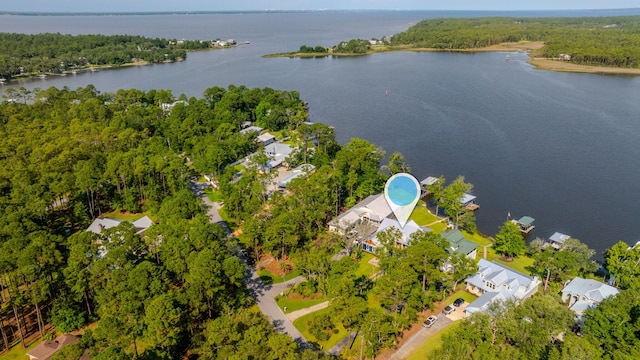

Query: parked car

[423,315,438,328]
[443,304,455,314]
[453,297,465,307]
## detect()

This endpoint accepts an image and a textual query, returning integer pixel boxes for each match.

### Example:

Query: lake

[3,10,640,256]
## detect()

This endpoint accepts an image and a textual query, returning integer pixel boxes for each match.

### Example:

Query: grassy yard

[257,269,300,285]
[355,253,378,278]
[275,295,327,313]
[409,203,440,226]
[448,289,477,304]
[0,338,41,360]
[293,308,349,350]
[406,321,462,360]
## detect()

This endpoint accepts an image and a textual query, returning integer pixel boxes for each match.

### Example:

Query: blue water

[3,10,640,256]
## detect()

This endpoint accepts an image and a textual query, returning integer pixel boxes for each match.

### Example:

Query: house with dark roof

[561,277,619,321]
[464,259,541,316]
[441,229,478,259]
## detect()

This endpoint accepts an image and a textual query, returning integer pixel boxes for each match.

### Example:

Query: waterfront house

[328,193,392,235]
[361,218,431,253]
[441,229,478,259]
[420,176,439,197]
[465,259,541,316]
[561,277,619,322]
[263,142,293,169]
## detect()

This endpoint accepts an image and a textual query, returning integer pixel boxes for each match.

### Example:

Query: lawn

[257,269,300,285]
[0,339,39,360]
[293,308,349,350]
[275,295,327,313]
[408,203,440,226]
[448,289,477,304]
[406,321,462,360]
[355,253,378,278]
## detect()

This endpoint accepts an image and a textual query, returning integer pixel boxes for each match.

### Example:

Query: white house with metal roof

[561,277,619,320]
[464,259,541,316]
[361,218,431,253]
[87,216,154,235]
[328,193,392,235]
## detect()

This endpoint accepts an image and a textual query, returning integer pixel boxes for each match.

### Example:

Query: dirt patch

[285,292,323,301]
[256,253,294,276]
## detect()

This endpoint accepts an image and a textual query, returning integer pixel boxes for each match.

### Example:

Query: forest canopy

[0,33,214,79]
[390,16,640,68]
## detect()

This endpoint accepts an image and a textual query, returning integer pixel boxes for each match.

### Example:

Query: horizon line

[2,8,640,15]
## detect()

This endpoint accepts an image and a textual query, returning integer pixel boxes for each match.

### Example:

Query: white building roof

[240,125,263,135]
[328,193,393,229]
[562,277,619,303]
[370,218,431,247]
[549,232,571,245]
[465,259,540,315]
[257,132,276,143]
[458,192,477,205]
[87,216,154,235]
[420,176,439,186]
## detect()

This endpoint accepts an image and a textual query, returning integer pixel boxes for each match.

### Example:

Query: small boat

[90,68,99,72]
[505,55,511,61]
[38,74,48,79]
[71,70,78,75]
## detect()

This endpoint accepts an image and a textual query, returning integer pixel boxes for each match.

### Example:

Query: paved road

[189,179,311,348]
[389,315,453,360]
[245,273,311,347]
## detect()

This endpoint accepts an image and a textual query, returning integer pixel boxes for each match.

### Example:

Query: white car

[423,315,438,328]
[443,304,455,315]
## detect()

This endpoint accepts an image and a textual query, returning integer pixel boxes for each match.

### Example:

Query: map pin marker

[384,173,421,228]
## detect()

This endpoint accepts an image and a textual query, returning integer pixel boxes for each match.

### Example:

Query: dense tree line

[433,289,640,359]
[0,33,214,79]
[390,16,640,68]
[0,84,326,358]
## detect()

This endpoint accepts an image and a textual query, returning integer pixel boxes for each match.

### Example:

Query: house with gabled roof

[87,215,154,235]
[328,193,392,235]
[361,217,431,253]
[561,277,619,320]
[441,229,477,259]
[464,259,541,316]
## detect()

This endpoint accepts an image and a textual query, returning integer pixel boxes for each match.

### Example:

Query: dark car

[443,304,455,314]
[423,315,438,328]
[453,297,465,307]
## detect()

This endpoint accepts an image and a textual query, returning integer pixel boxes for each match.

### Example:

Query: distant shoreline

[266,41,640,76]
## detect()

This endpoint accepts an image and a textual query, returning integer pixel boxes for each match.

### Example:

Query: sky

[1,1,639,13]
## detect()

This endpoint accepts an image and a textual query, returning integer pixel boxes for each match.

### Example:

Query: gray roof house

[256,132,276,146]
[277,164,316,188]
[362,218,431,253]
[328,193,392,235]
[561,277,619,320]
[87,215,154,235]
[264,142,293,169]
[465,259,541,316]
